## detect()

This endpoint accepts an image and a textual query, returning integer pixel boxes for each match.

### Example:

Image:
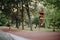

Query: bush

[32,17,39,25]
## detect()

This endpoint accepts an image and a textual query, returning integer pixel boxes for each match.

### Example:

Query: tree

[38,0,60,32]
[44,0,60,9]
[0,0,33,31]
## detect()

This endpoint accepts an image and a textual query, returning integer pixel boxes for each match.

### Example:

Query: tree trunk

[15,3,20,29]
[19,20,21,26]
[21,1,24,30]
[16,18,19,29]
[25,3,33,31]
[53,26,55,32]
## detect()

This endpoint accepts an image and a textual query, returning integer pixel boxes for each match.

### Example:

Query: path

[10,32,60,40]
[0,27,60,40]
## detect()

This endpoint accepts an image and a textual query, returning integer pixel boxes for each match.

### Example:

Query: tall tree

[24,0,33,31]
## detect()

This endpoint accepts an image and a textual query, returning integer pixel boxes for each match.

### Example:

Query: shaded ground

[0,27,60,40]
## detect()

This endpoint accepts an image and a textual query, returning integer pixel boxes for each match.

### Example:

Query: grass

[0,26,60,32]
[18,26,60,32]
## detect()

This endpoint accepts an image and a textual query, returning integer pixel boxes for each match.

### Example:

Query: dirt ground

[0,27,60,40]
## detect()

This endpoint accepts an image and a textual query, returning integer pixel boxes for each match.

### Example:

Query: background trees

[0,0,33,31]
[0,0,60,32]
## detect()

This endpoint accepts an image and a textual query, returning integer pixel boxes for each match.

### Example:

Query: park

[0,0,60,40]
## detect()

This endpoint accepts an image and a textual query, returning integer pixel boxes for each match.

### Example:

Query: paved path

[0,27,60,40]
[10,32,60,40]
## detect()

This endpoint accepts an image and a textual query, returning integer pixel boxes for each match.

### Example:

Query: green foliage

[49,10,60,29]
[43,0,60,29]
[44,0,60,9]
[32,17,39,25]
[0,13,8,26]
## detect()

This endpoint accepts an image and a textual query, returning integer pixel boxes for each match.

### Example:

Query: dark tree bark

[21,0,24,30]
[18,20,21,26]
[16,18,19,29]
[15,3,19,29]
[25,3,33,31]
